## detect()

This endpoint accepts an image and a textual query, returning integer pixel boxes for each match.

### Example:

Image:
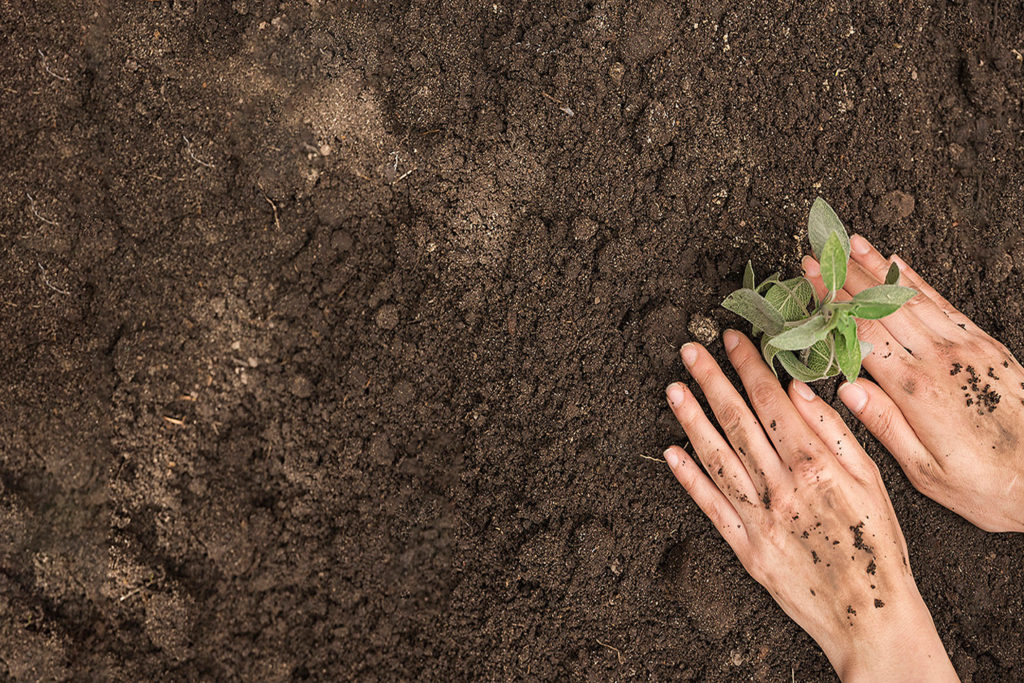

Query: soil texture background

[2,0,1024,680]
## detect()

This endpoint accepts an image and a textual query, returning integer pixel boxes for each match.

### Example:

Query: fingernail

[664,448,679,468]
[680,343,698,366]
[666,382,687,406]
[800,255,820,277]
[838,381,868,413]
[791,380,815,402]
[723,329,740,352]
[850,234,870,255]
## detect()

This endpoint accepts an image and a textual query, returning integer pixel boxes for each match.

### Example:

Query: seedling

[722,198,917,382]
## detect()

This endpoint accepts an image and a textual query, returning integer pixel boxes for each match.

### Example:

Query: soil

[2,1,1024,680]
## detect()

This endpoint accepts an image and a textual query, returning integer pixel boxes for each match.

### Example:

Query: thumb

[837,378,938,493]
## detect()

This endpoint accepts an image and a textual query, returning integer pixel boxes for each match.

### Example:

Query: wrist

[826,593,957,682]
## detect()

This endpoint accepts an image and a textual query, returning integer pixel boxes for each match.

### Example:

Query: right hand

[802,234,1024,533]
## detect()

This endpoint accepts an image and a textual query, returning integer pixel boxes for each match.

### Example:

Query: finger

[843,259,938,352]
[664,445,750,553]
[849,235,962,335]
[666,382,759,505]
[890,254,977,333]
[723,330,826,470]
[680,343,787,483]
[836,379,943,496]
[786,379,879,484]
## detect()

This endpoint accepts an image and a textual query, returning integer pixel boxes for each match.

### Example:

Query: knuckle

[792,449,834,485]
[748,379,779,410]
[856,318,884,343]
[870,405,900,442]
[716,401,748,436]
[909,460,941,495]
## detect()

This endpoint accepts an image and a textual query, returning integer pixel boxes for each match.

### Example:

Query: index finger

[722,330,832,470]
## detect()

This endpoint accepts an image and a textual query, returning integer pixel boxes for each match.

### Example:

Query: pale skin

[664,333,957,681]
[802,233,1024,533]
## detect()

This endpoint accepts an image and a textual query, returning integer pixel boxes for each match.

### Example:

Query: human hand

[802,234,1024,533]
[663,331,957,681]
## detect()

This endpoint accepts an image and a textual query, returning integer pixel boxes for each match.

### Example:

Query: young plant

[721,198,917,383]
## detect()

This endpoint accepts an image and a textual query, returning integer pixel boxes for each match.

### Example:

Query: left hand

[663,330,956,681]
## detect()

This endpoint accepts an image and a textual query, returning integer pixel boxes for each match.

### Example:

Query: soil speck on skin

[847,605,857,616]
[965,365,1001,412]
[770,419,777,430]
[812,551,821,564]
[850,522,874,554]
[951,362,963,375]
[866,559,877,575]
[874,599,885,608]
[761,488,772,510]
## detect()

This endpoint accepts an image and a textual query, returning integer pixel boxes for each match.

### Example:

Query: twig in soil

[541,91,575,116]
[596,639,625,665]
[26,192,58,226]
[257,182,281,230]
[37,49,70,82]
[119,578,158,602]
[182,135,215,168]
[394,168,417,184]
[37,263,70,295]
[162,415,185,426]
[638,454,666,463]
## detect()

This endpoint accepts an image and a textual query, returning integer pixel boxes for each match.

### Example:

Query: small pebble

[688,313,719,346]
[375,304,399,331]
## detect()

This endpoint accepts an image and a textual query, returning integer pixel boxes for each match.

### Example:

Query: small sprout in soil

[722,198,917,382]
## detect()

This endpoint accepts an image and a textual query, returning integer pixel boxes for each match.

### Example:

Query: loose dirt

[2,2,1023,680]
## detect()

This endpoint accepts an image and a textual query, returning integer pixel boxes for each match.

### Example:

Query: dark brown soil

[2,1,1024,680]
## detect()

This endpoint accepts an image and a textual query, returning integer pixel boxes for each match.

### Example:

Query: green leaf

[743,261,755,290]
[884,261,900,285]
[722,289,785,336]
[808,197,851,261]
[764,277,813,322]
[834,316,861,383]
[820,232,848,292]
[804,337,839,376]
[776,350,828,382]
[761,336,781,377]
[767,313,834,351]
[849,285,917,319]
[755,272,781,294]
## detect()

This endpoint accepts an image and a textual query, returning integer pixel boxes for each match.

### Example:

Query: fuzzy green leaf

[764,277,813,322]
[849,285,917,319]
[884,261,900,286]
[755,272,781,294]
[834,316,861,383]
[761,336,781,377]
[808,197,851,261]
[776,350,828,382]
[722,289,785,336]
[743,261,755,290]
[766,313,833,351]
[804,337,838,376]
[820,232,848,292]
